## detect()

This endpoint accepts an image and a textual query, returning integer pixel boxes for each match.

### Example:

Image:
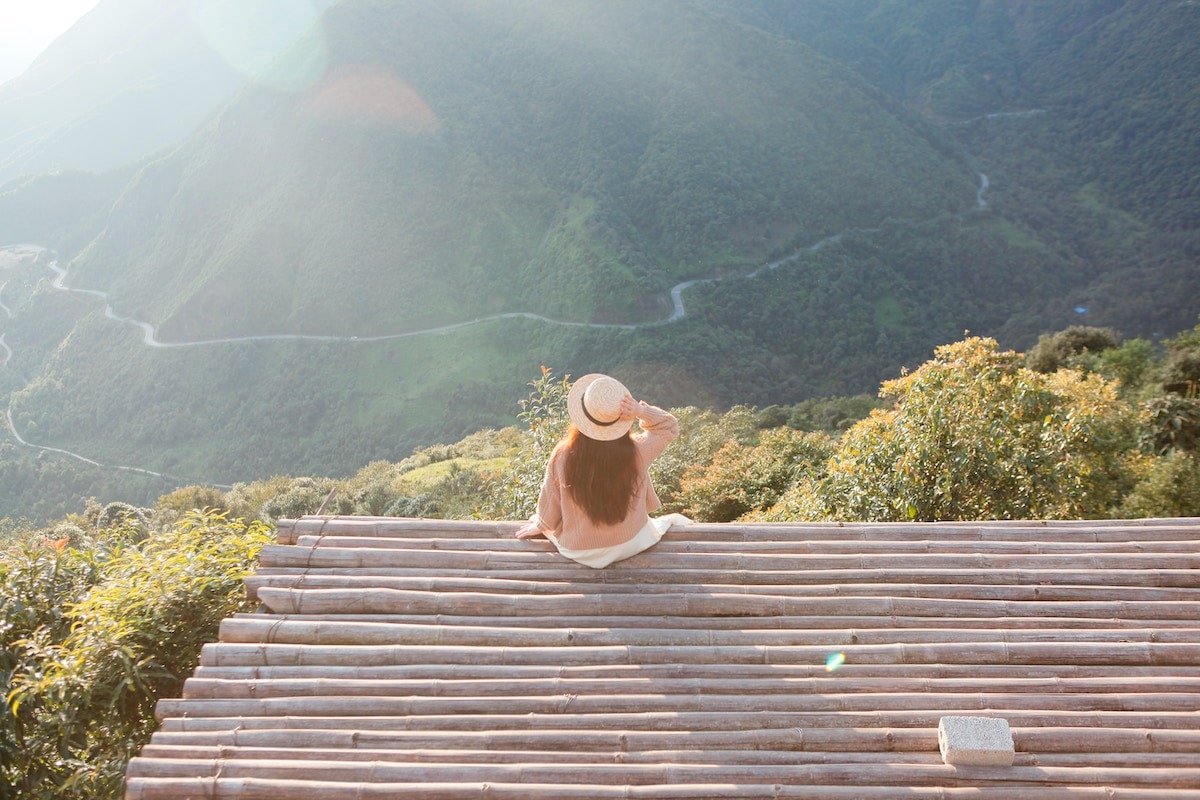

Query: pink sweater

[531,404,680,551]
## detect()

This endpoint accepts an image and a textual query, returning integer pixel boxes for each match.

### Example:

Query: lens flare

[825,652,846,672]
[190,0,329,92]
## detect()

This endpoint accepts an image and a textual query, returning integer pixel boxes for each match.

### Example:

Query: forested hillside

[1,0,1197,520]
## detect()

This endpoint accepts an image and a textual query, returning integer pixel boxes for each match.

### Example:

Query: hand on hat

[618,392,641,422]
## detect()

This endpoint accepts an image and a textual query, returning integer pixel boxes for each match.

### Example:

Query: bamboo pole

[278,514,1200,538]
[135,744,952,765]
[226,611,1200,631]
[251,565,1200,587]
[145,727,913,752]
[190,663,1200,682]
[252,586,1200,619]
[257,543,1200,571]
[226,614,1200,633]
[180,674,1200,701]
[291,535,1200,555]
[199,640,1200,668]
[216,617,1200,648]
[154,707,1200,732]
[141,725,1200,754]
[242,573,1200,602]
[124,776,1200,800]
[122,756,1200,787]
[153,690,1200,723]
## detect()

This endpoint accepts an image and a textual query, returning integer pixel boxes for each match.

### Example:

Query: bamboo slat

[142,725,1200,754]
[242,573,1200,601]
[251,564,1200,586]
[153,691,1200,723]
[135,745,951,765]
[125,776,1200,800]
[217,617,1200,647]
[180,674,1200,700]
[257,543,1200,571]
[199,640,1200,668]
[123,757,1200,786]
[290,534,1200,554]
[253,586,1200,619]
[190,662,1200,681]
[154,708,1200,732]
[226,611,1200,631]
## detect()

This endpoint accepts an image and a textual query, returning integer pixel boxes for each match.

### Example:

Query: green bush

[3,511,271,799]
[678,428,834,522]
[479,367,572,520]
[1026,325,1119,373]
[808,337,1139,521]
[1119,452,1200,518]
[1140,395,1200,455]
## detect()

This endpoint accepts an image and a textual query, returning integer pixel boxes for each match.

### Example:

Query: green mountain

[66,0,974,340]
[1,0,1198,520]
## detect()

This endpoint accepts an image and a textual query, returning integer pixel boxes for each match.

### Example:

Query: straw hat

[567,373,633,441]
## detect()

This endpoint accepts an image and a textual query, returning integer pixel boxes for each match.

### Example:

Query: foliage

[1162,321,1200,392]
[1140,396,1200,456]
[2,511,271,799]
[1118,452,1200,519]
[650,405,760,513]
[678,428,834,522]
[1026,325,1119,373]
[804,337,1139,521]
[479,367,573,520]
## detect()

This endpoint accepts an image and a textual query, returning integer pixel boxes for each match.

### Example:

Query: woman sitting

[514,373,687,568]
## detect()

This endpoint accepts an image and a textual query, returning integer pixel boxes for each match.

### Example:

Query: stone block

[938,716,1015,766]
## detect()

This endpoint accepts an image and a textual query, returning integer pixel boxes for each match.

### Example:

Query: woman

[513,373,687,568]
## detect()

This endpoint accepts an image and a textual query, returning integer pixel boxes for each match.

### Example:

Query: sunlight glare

[188,0,328,92]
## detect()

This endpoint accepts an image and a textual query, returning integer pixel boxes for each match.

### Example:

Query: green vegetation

[1,510,270,799]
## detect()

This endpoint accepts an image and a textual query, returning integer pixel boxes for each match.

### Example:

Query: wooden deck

[125,516,1200,798]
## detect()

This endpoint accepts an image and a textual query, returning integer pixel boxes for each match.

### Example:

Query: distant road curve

[0,171,990,483]
[6,171,990,348]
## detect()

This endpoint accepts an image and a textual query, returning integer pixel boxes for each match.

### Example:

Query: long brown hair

[559,425,640,526]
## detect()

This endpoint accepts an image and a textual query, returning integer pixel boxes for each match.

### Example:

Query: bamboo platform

[125,515,1200,798]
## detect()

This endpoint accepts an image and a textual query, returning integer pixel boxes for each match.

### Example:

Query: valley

[0,0,1196,520]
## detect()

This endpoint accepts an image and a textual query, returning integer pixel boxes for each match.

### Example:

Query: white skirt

[551,513,692,569]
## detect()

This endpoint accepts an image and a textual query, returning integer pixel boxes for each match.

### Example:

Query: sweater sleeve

[531,454,563,533]
[632,403,680,462]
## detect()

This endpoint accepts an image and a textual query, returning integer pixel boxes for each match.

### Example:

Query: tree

[678,428,833,522]
[1026,325,1119,373]
[805,337,1138,521]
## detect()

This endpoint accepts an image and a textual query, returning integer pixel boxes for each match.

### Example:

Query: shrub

[1026,325,1119,373]
[1140,395,1200,455]
[811,337,1139,521]
[4,511,271,799]
[678,428,834,521]
[94,502,150,536]
[479,366,572,519]
[258,477,350,522]
[154,485,228,517]
[1118,452,1200,518]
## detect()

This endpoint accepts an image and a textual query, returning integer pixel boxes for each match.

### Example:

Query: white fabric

[550,513,692,569]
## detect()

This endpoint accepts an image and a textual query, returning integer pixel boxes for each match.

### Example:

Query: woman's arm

[622,395,679,461]
[515,454,563,539]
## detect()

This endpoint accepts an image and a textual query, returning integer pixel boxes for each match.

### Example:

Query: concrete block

[938,716,1015,766]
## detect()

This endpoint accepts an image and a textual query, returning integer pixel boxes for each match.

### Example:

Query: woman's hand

[618,393,641,422]
[514,522,546,539]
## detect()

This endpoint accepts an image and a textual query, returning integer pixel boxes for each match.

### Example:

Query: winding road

[0,172,990,484]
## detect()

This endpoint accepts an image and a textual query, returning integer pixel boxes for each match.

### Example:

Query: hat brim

[567,373,634,441]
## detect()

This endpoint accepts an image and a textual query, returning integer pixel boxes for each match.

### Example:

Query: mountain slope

[66,0,976,340]
[0,0,237,185]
